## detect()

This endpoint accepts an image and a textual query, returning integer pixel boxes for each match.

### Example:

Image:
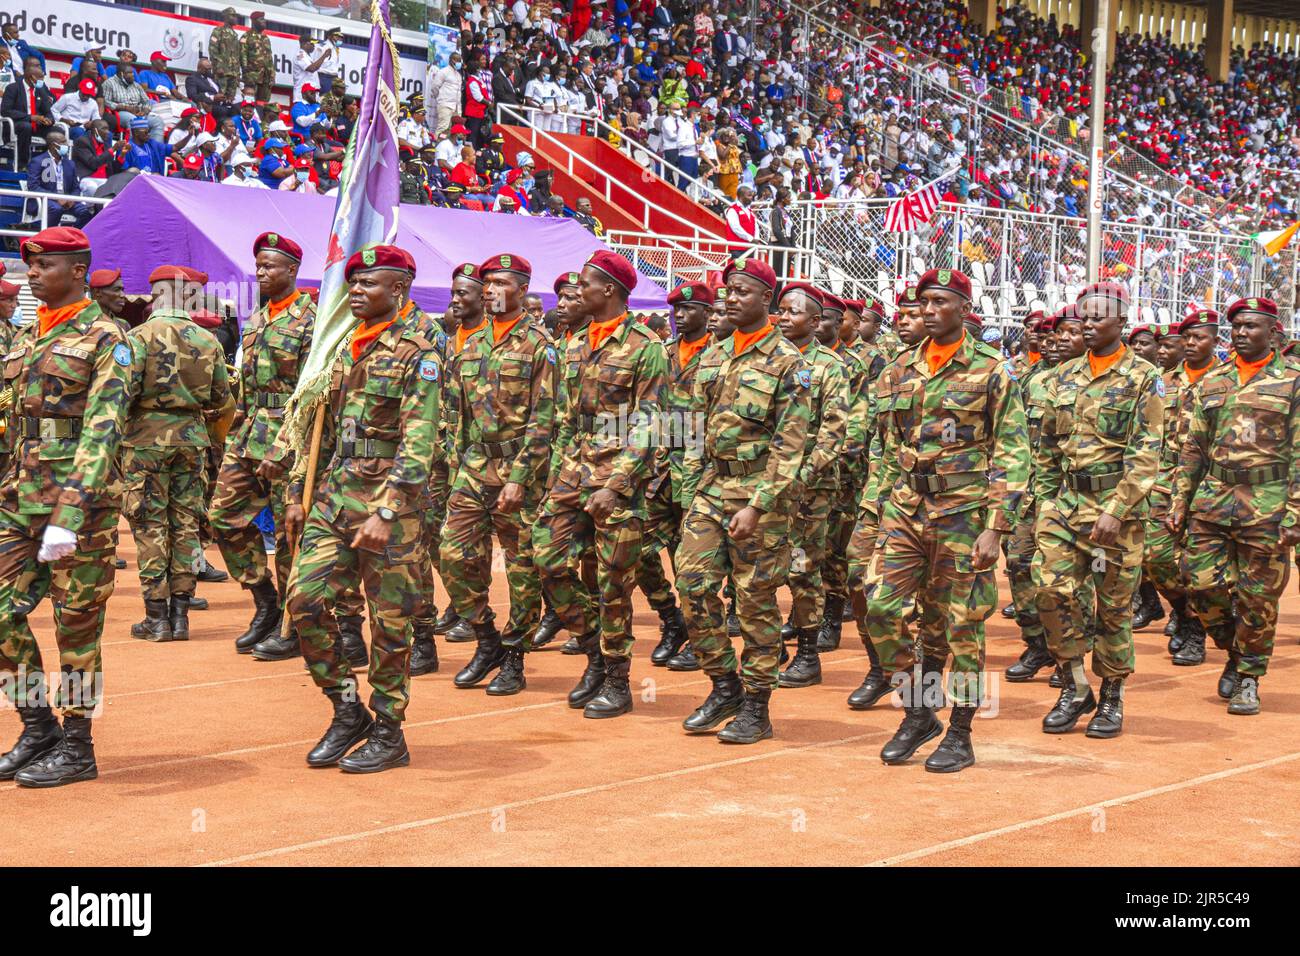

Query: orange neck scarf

[589,311,627,352]
[733,322,775,356]
[266,290,300,321]
[493,312,523,344]
[456,318,486,353]
[1236,351,1272,386]
[351,313,397,361]
[677,333,709,370]
[1088,344,1125,379]
[925,331,965,376]
[1027,350,1042,365]
[1184,360,1212,385]
[38,298,91,338]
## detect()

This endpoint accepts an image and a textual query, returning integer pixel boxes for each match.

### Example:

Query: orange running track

[4,528,1298,867]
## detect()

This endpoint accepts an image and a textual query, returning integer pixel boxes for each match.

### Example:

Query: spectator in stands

[52,79,101,139]
[476,129,508,184]
[450,144,483,190]
[573,195,603,236]
[72,119,120,191]
[193,132,234,182]
[26,129,91,227]
[102,60,163,141]
[186,58,225,113]
[492,52,522,114]
[208,7,243,100]
[528,167,555,210]
[2,55,54,167]
[122,116,174,174]
[398,104,432,151]
[428,48,464,138]
[221,151,265,188]
[138,51,184,102]
[463,50,492,147]
[280,154,319,194]
[104,49,137,80]
[542,194,567,218]
[318,28,344,95]
[293,35,331,102]
[293,84,325,135]
[233,99,262,147]
[242,12,275,103]
[167,109,204,157]
[715,127,740,199]
[334,96,359,143]
[309,124,345,190]
[769,186,794,278]
[524,62,565,131]
[724,183,757,257]
[258,138,293,188]
[0,23,44,88]
[435,123,471,169]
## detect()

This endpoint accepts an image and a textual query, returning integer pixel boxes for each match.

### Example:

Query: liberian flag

[280,0,402,450]
[884,177,945,232]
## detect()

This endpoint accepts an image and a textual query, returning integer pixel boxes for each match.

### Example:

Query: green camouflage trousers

[1032,503,1140,679]
[635,477,681,613]
[123,445,205,600]
[1143,490,1186,602]
[286,510,424,721]
[439,477,542,648]
[864,502,996,706]
[1006,501,1044,646]
[788,489,833,630]
[1183,517,1288,676]
[210,453,294,600]
[0,508,118,717]
[674,490,791,693]
[823,468,865,602]
[534,480,643,660]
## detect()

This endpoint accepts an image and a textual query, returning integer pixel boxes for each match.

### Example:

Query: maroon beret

[87,268,121,290]
[1126,324,1155,344]
[842,298,865,315]
[1037,313,1059,334]
[820,291,848,314]
[666,281,711,306]
[1225,297,1278,324]
[858,295,887,319]
[776,281,823,311]
[345,244,417,281]
[721,255,776,290]
[253,231,303,263]
[714,284,728,303]
[180,266,209,285]
[0,279,18,298]
[0,260,6,278]
[584,250,636,293]
[553,270,582,294]
[1024,309,1045,326]
[480,252,532,281]
[453,262,484,284]
[192,308,223,330]
[916,267,972,301]
[20,226,91,263]
[1052,303,1082,325]
[148,265,192,284]
[897,284,921,308]
[1076,280,1130,308]
[1175,309,1219,335]
[964,312,983,328]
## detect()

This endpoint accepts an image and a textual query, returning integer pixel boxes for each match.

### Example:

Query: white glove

[37,524,79,564]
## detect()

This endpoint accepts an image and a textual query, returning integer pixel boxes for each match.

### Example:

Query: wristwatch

[376,507,396,521]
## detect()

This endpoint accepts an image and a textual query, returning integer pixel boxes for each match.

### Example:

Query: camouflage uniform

[1032,349,1163,678]
[440,315,557,645]
[0,301,134,718]
[865,334,1028,706]
[674,329,810,692]
[1005,358,1055,654]
[208,23,243,99]
[209,290,314,602]
[285,311,441,722]
[241,29,275,102]
[122,310,230,600]
[534,316,667,661]
[1173,353,1300,680]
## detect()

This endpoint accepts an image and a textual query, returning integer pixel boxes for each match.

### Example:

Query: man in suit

[26,130,92,228]
[3,55,55,168]
[492,53,521,117]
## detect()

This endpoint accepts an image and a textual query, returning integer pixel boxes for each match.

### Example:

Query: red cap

[253,231,303,263]
[345,244,418,280]
[449,124,470,135]
[1126,324,1155,344]
[453,262,484,284]
[776,281,824,311]
[183,152,202,170]
[897,284,921,308]
[1076,280,1130,309]
[180,266,209,285]
[1175,309,1219,335]
[916,267,972,301]
[301,83,318,94]
[1225,297,1278,324]
[192,308,223,329]
[293,154,312,169]
[584,250,635,293]
[666,281,712,306]
[721,255,776,290]
[21,227,91,263]
[480,252,532,281]
[0,279,19,297]
[148,264,191,284]
[79,79,98,96]
[87,268,121,290]
[250,10,265,19]
[554,270,582,295]
[181,107,200,118]
[149,50,172,62]
[820,291,847,314]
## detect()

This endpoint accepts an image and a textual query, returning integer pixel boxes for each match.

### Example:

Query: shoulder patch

[545,346,557,364]
[796,368,812,389]
[112,343,132,367]
[419,357,440,383]
[1003,359,1018,381]
[1154,376,1166,398]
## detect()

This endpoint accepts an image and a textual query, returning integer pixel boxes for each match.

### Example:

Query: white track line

[865,750,1300,866]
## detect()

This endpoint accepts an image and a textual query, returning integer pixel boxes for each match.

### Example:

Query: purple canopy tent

[84,176,669,315]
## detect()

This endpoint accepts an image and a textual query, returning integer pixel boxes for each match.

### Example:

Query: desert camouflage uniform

[0,302,134,717]
[674,329,810,691]
[122,309,230,600]
[208,23,242,99]
[285,310,441,722]
[1173,354,1300,677]
[1032,349,1163,678]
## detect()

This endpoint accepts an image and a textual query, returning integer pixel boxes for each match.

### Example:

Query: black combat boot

[717,688,773,744]
[1164,597,1183,644]
[0,705,63,780]
[168,593,191,641]
[1218,650,1242,700]
[408,620,439,676]
[779,613,797,644]
[1042,660,1097,733]
[682,671,745,733]
[1228,675,1260,716]
[1085,677,1125,738]
[338,614,369,669]
[306,690,373,767]
[568,633,605,708]
[726,602,740,636]
[1049,664,1065,688]
[338,714,409,773]
[649,605,689,666]
[560,635,584,654]
[486,644,527,696]
[778,626,822,688]
[1172,613,1207,665]
[443,616,476,643]
[665,642,700,671]
[925,705,977,773]
[847,639,894,709]
[1131,580,1165,630]
[531,607,563,649]
[196,557,229,583]
[584,656,633,719]
[1001,602,1016,618]
[815,595,845,652]
[453,619,504,687]
[235,578,281,653]
[187,595,209,611]
[251,627,301,661]
[841,599,855,622]
[1005,633,1054,682]
[880,699,943,765]
[15,715,97,788]
[433,606,461,634]
[131,598,172,642]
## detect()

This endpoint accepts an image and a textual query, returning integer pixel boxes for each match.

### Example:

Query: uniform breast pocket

[1048,392,1077,436]
[361,369,406,430]
[1096,393,1137,439]
[1240,386,1291,441]
[497,355,533,393]
[3,352,26,390]
[264,329,304,381]
[40,354,93,415]
[939,384,988,439]
[596,357,636,406]
[734,369,780,422]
